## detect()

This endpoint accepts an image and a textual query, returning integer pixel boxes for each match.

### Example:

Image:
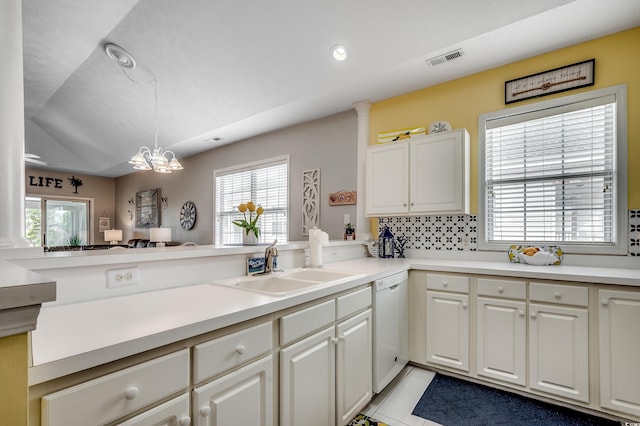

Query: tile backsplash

[379,210,640,256]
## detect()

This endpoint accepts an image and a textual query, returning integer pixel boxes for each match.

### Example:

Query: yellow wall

[0,333,29,425]
[370,26,640,214]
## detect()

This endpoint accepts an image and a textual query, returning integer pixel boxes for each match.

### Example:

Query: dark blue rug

[412,373,620,426]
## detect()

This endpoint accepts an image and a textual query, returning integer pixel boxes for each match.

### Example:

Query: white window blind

[215,157,288,245]
[484,95,617,246]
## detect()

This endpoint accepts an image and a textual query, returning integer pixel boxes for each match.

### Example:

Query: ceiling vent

[425,49,464,67]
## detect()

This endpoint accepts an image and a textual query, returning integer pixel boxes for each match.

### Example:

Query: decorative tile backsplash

[379,210,640,256]
[630,209,640,256]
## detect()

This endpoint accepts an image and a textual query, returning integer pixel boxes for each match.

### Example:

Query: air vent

[425,49,464,67]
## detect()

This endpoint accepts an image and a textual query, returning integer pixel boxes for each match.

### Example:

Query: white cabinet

[476,278,527,387]
[193,356,273,426]
[529,283,589,403]
[336,310,372,426]
[365,129,470,216]
[279,287,372,426]
[41,349,190,426]
[116,394,191,426]
[598,289,640,418]
[192,321,274,426]
[425,273,469,372]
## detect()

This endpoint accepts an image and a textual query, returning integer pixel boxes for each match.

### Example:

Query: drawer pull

[200,406,212,417]
[554,291,562,299]
[124,386,139,401]
[497,286,504,293]
[442,281,448,287]
[179,416,192,426]
[235,344,246,355]
[601,299,609,306]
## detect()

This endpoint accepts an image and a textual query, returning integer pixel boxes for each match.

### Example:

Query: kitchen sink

[212,268,362,296]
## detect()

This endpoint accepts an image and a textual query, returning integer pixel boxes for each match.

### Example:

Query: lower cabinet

[115,393,191,426]
[193,356,273,426]
[425,273,470,372]
[528,282,589,403]
[599,289,640,418]
[279,287,372,426]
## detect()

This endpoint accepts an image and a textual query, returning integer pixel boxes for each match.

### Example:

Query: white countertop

[28,256,640,385]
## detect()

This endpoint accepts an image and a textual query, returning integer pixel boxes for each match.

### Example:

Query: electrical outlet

[107,267,139,288]
[330,249,338,258]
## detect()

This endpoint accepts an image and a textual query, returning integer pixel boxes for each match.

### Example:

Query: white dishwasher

[373,270,409,393]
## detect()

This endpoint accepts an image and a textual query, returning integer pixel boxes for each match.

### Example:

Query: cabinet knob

[601,299,609,306]
[235,344,246,355]
[530,312,537,319]
[462,302,468,309]
[411,202,414,206]
[554,291,562,299]
[179,416,192,426]
[124,386,139,400]
[200,406,212,417]
[497,286,504,293]
[330,337,340,345]
[519,310,525,317]
[403,203,407,207]
[442,281,448,287]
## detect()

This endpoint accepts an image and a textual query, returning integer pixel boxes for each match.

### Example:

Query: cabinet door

[365,142,409,216]
[426,290,469,372]
[280,327,335,426]
[193,356,273,426]
[529,303,589,403]
[477,297,526,386]
[116,393,191,426]
[599,289,640,418]
[409,129,469,214]
[336,310,373,426]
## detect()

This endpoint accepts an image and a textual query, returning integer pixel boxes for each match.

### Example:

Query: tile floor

[361,366,440,426]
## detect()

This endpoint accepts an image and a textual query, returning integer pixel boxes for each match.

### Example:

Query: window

[214,156,289,245]
[25,196,90,247]
[479,85,627,254]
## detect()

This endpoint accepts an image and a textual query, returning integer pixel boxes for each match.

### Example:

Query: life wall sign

[28,175,63,189]
[505,59,595,104]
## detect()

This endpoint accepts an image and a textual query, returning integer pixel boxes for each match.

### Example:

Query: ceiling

[22,0,640,178]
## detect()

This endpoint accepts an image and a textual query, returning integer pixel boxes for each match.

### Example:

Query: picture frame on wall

[505,59,595,104]
[98,216,110,231]
[135,188,161,228]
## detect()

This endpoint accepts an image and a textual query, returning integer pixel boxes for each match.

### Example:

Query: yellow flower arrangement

[233,201,264,238]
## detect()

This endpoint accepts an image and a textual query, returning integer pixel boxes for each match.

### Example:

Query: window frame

[25,194,94,247]
[213,155,290,246]
[478,84,628,255]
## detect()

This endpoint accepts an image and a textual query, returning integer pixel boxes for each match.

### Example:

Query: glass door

[25,197,90,247]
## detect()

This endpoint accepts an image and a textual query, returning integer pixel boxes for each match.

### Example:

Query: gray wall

[115,110,358,244]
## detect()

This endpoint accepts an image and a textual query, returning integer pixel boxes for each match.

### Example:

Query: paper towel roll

[309,228,328,267]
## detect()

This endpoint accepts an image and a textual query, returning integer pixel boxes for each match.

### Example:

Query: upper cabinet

[365,129,470,217]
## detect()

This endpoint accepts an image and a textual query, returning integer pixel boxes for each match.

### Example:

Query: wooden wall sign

[329,191,357,206]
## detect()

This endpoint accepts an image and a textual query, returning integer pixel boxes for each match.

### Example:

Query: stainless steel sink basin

[212,268,362,296]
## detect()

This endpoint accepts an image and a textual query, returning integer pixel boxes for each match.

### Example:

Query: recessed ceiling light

[205,137,222,143]
[331,44,349,62]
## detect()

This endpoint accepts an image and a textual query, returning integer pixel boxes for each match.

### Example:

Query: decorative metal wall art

[302,169,320,235]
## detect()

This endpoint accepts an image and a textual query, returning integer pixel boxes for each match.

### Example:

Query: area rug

[412,373,620,425]
[347,413,389,426]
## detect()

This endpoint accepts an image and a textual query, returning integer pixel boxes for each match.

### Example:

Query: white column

[0,0,31,249]
[353,100,371,240]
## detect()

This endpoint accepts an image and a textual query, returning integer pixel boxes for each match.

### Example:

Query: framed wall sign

[136,188,161,228]
[505,59,595,104]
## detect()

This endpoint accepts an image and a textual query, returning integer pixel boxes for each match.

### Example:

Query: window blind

[215,158,288,245]
[484,95,616,244]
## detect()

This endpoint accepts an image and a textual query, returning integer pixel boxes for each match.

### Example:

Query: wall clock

[180,201,197,230]
[505,59,595,104]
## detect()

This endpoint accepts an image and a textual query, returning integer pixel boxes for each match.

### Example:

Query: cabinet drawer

[280,299,335,346]
[530,282,588,307]
[426,273,469,293]
[336,287,371,320]
[42,349,189,426]
[193,321,273,384]
[115,393,190,426]
[477,278,526,299]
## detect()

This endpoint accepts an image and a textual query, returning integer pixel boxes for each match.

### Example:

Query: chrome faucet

[264,239,279,274]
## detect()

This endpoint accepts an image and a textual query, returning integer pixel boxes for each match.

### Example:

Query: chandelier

[105,43,184,173]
